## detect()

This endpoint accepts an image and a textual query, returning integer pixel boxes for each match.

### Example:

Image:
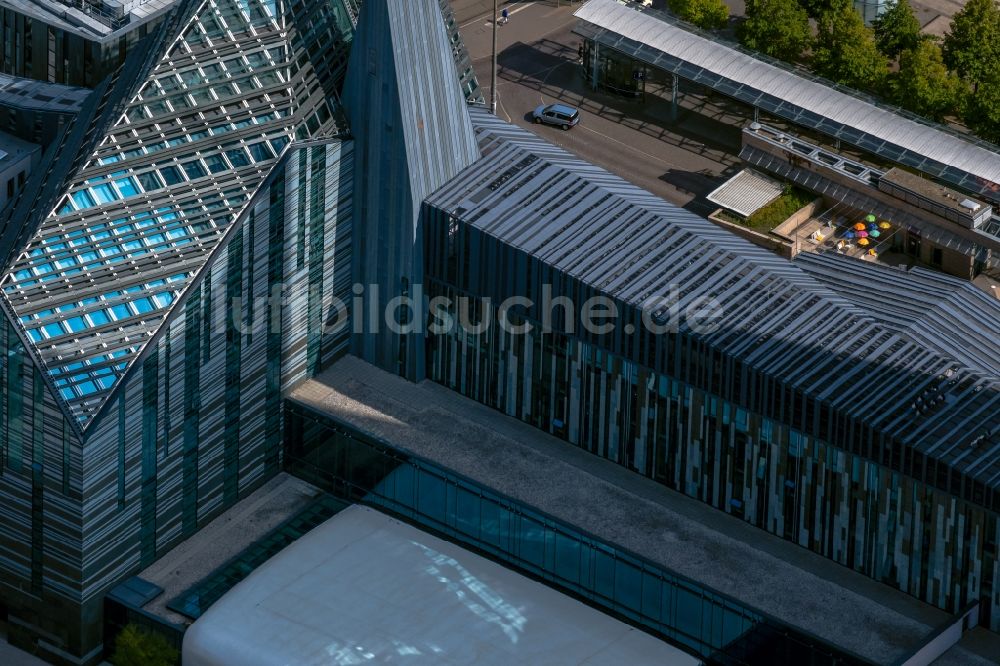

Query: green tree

[963,66,1000,143]
[873,0,922,59]
[739,0,812,61]
[891,41,965,120]
[798,0,835,19]
[943,0,1000,89]
[111,625,179,666]
[813,0,889,90]
[670,0,730,29]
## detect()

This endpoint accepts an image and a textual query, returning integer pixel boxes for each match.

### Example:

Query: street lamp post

[491,0,498,115]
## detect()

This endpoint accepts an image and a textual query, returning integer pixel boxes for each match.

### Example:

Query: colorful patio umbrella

[870,230,881,238]
[865,214,877,223]
[854,222,866,231]
[857,230,868,238]
[867,249,878,256]
[858,237,870,246]
[878,221,891,230]
[844,231,856,239]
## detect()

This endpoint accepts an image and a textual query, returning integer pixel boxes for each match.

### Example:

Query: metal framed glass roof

[1,0,344,425]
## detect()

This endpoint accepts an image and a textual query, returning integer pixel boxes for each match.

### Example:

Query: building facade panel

[343,0,479,380]
[423,204,1000,630]
[79,142,352,595]
[0,142,334,660]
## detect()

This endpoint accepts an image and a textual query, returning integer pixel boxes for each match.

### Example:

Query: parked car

[532,104,580,130]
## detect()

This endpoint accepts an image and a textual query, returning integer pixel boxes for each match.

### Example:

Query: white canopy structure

[182,505,701,665]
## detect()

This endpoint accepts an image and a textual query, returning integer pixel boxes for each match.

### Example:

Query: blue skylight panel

[226,148,251,168]
[138,171,164,191]
[133,298,154,314]
[92,183,118,204]
[205,155,228,173]
[182,161,207,179]
[72,190,96,209]
[161,166,184,186]
[115,177,140,197]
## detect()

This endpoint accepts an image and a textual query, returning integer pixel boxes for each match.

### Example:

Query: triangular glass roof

[1,0,347,426]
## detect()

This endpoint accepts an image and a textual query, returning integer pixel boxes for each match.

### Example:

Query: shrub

[110,624,179,666]
[746,186,815,229]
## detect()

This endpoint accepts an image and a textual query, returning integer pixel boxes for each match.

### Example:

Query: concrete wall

[707,210,794,258]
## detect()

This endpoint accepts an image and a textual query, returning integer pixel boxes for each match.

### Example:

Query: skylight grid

[1,0,301,425]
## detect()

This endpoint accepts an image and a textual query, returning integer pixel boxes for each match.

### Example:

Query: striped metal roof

[427,107,1000,488]
[794,252,1000,379]
[575,0,1000,205]
[705,169,783,218]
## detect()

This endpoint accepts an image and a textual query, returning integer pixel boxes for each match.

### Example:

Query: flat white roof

[705,169,783,218]
[183,505,700,666]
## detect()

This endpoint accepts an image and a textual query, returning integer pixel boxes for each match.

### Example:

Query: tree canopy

[943,0,1000,88]
[111,625,178,666]
[798,0,836,19]
[892,41,965,120]
[963,65,1000,143]
[739,0,812,61]
[670,0,730,30]
[813,0,888,90]
[873,0,923,59]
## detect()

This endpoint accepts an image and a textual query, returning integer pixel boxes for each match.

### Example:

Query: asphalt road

[453,0,746,215]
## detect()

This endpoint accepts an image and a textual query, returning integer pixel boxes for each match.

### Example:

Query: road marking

[497,89,513,123]
[460,1,538,28]
[575,124,681,169]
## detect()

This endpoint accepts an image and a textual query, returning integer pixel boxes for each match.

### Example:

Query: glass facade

[285,402,868,666]
[0,10,165,88]
[3,0,350,425]
[0,0,482,659]
[422,203,1000,630]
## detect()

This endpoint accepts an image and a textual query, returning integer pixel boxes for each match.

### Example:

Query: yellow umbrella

[878,221,890,230]
[867,248,877,256]
[853,222,866,231]
[858,237,870,246]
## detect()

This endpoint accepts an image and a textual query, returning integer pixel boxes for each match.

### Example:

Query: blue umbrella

[845,231,856,239]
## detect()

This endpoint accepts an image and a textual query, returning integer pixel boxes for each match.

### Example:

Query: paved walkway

[0,631,48,666]
[138,473,323,625]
